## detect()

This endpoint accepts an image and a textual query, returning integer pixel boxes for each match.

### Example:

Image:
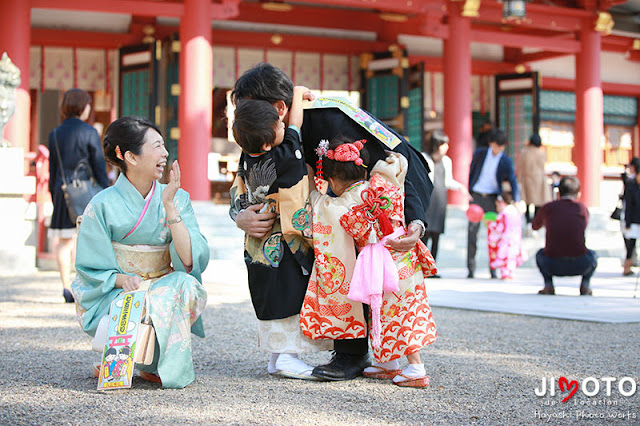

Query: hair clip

[314,140,330,190]
[115,145,124,161]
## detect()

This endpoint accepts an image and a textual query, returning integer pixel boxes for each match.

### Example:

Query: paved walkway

[2,200,639,424]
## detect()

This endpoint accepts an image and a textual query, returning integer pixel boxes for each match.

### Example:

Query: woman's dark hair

[119,346,131,356]
[427,129,449,155]
[232,99,280,154]
[323,136,369,184]
[103,116,161,174]
[231,62,294,109]
[529,133,542,147]
[61,88,91,120]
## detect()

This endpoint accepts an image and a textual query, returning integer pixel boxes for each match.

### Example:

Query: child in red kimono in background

[487,191,526,279]
[300,137,437,387]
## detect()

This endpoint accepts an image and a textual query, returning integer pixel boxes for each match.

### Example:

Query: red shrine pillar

[179,0,212,200]
[574,23,603,207]
[0,0,31,156]
[443,3,472,205]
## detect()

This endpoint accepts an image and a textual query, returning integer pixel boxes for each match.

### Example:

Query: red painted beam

[472,28,580,53]
[211,29,392,54]
[410,55,530,75]
[627,50,640,63]
[32,28,139,48]
[31,0,239,19]
[602,34,635,54]
[292,0,440,14]
[234,2,383,34]
[476,1,589,33]
[32,0,184,16]
[518,50,571,63]
[541,76,640,96]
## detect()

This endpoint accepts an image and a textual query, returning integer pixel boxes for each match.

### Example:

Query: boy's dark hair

[323,136,369,183]
[558,176,580,197]
[231,62,294,109]
[232,99,279,154]
[427,129,449,155]
[488,129,507,146]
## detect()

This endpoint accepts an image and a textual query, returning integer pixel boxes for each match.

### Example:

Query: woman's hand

[385,223,421,252]
[236,203,276,239]
[116,274,142,292]
[163,160,181,216]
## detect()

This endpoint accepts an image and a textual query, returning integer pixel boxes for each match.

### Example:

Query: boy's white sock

[364,359,400,373]
[267,353,280,374]
[393,363,426,383]
[275,353,314,376]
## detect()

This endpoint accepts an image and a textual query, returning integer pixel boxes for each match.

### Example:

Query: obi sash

[112,242,172,280]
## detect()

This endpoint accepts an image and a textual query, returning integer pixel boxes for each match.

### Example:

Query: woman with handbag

[48,89,109,303]
[71,116,209,388]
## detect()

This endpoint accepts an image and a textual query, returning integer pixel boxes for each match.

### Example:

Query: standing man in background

[467,129,519,279]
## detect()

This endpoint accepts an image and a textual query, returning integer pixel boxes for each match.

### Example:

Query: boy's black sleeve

[272,127,307,189]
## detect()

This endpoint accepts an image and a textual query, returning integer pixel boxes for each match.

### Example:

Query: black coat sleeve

[86,127,110,188]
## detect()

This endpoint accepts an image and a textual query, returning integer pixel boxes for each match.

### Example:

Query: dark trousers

[423,231,441,261]
[625,238,637,260]
[334,303,369,356]
[467,192,498,276]
[524,205,542,224]
[535,249,598,289]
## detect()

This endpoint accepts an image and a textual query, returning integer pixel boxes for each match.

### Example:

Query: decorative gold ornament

[461,0,480,18]
[594,12,614,35]
[142,24,156,44]
[261,2,293,12]
[380,13,408,23]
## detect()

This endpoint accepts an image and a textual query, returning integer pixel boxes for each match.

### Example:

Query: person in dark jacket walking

[622,158,640,275]
[48,89,109,303]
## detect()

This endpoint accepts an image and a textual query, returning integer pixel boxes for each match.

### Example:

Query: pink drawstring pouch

[348,227,405,348]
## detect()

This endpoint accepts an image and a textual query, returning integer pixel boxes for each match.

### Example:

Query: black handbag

[611,201,623,221]
[53,130,104,224]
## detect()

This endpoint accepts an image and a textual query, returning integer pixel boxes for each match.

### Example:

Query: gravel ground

[1,270,639,425]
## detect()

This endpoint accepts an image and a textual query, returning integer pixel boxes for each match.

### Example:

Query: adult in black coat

[231,63,433,381]
[48,89,109,303]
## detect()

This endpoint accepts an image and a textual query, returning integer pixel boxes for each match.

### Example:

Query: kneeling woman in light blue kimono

[72,116,209,389]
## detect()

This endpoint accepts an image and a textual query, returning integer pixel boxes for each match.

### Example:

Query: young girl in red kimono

[487,192,526,279]
[300,137,437,387]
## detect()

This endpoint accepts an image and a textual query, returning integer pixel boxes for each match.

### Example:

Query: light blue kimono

[72,174,209,389]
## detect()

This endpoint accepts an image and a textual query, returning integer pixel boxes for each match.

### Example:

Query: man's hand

[235,203,277,239]
[385,223,422,252]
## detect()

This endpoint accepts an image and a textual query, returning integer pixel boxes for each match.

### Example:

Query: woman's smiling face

[136,128,168,180]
